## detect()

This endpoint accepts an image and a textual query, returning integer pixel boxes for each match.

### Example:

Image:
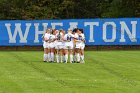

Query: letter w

[5,23,31,43]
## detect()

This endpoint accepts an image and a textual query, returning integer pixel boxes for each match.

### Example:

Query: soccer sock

[81,55,85,63]
[51,52,54,62]
[44,54,48,61]
[48,53,51,62]
[56,54,59,63]
[58,55,61,62]
[65,54,68,63]
[70,54,73,63]
[82,55,84,60]
[77,53,80,62]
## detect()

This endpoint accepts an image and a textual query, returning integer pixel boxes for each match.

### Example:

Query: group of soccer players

[42,28,85,63]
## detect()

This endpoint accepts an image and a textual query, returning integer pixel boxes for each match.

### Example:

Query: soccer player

[54,29,59,62]
[62,30,66,63]
[74,29,81,63]
[48,29,56,62]
[55,29,64,63]
[64,29,74,63]
[72,28,78,63]
[74,28,85,63]
[79,29,85,63]
[43,29,51,62]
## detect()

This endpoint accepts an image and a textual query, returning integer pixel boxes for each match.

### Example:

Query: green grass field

[0,51,140,93]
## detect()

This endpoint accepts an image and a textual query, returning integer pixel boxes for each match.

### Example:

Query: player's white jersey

[44,33,50,42]
[64,33,74,49]
[54,35,58,48]
[56,32,63,45]
[75,33,85,49]
[64,33,74,45]
[74,33,81,46]
[48,34,55,48]
[80,33,85,49]
[80,34,85,44]
[43,33,50,48]
[48,34,55,42]
[55,32,64,49]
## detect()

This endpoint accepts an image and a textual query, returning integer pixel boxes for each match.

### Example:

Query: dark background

[0,0,139,20]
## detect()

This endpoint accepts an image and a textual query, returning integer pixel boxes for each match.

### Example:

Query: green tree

[0,0,137,20]
[101,0,135,18]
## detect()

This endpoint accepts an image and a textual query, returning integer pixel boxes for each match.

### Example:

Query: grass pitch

[0,51,139,93]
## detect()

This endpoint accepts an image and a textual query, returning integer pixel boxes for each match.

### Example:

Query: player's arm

[42,35,45,41]
[75,39,81,42]
[57,39,62,42]
[53,37,57,41]
[75,36,82,42]
[61,35,67,42]
[63,35,66,41]
[71,34,75,39]
[79,34,85,42]
[73,35,79,42]
[57,34,64,42]
[51,37,56,42]
[64,35,71,42]
[45,39,49,42]
[44,37,49,42]
[74,37,81,42]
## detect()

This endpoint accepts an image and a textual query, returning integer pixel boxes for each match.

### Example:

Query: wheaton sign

[0,18,140,46]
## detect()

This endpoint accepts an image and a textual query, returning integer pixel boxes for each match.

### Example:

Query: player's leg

[80,45,85,63]
[60,45,65,63]
[69,45,73,63]
[59,49,62,63]
[75,45,81,63]
[62,48,65,63]
[59,46,64,63]
[48,44,51,62]
[56,49,59,63]
[55,45,59,63]
[77,49,81,63]
[54,47,56,62]
[58,46,62,63]
[73,47,77,63]
[43,43,48,62]
[64,46,68,63]
[43,48,48,62]
[50,43,55,62]
[50,48,55,62]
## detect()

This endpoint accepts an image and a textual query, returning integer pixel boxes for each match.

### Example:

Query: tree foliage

[0,0,137,20]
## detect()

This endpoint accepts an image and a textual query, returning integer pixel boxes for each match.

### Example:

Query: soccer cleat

[80,59,85,64]
[77,61,80,63]
[50,61,54,63]
[63,61,66,63]
[73,61,76,63]
[82,60,85,63]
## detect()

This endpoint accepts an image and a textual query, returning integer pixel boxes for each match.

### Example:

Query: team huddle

[43,28,85,63]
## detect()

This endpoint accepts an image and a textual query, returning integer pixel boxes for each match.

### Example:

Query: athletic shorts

[55,45,64,49]
[48,43,55,48]
[80,44,85,50]
[43,42,49,48]
[75,44,85,49]
[55,42,64,49]
[75,44,81,49]
[64,45,74,49]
